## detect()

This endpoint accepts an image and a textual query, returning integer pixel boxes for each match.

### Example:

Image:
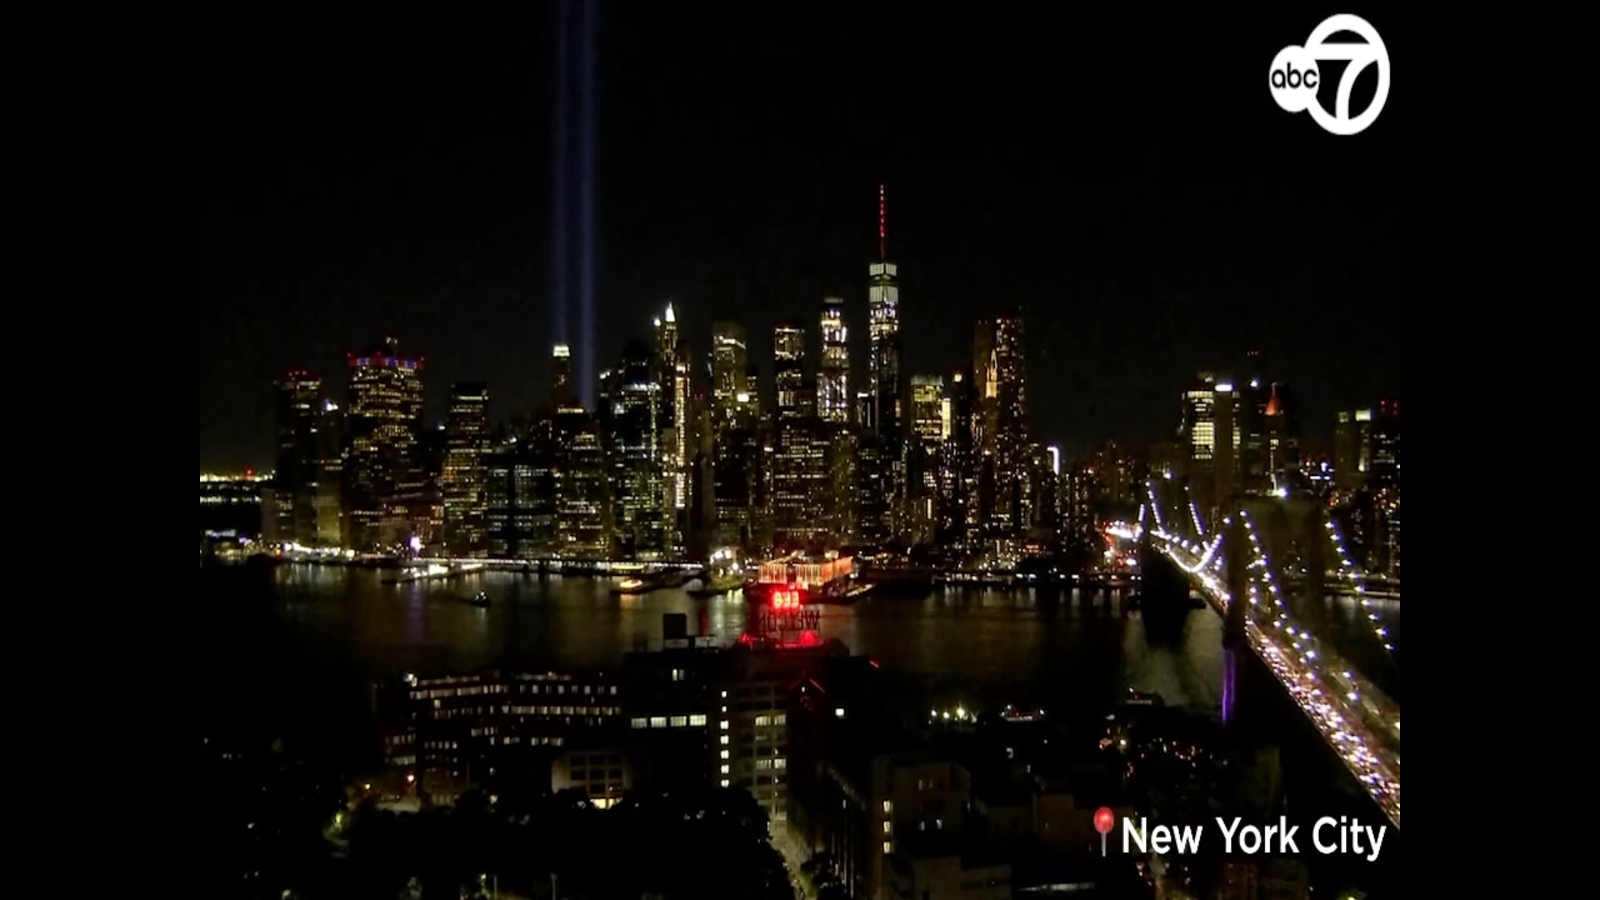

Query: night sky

[200,5,1405,471]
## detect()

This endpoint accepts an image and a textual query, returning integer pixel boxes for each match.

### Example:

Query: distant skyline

[200,6,1405,470]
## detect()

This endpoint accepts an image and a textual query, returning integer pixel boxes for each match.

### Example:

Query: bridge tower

[1248,496,1326,606]
[1223,500,1249,647]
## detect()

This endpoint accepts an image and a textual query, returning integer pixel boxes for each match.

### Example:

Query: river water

[199,563,1399,767]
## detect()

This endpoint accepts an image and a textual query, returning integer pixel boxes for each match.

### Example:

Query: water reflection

[230,564,1394,721]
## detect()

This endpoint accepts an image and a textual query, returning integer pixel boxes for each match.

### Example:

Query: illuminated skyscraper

[907,374,945,541]
[1091,440,1135,508]
[600,342,669,559]
[1065,461,1098,546]
[1182,374,1218,471]
[1370,400,1399,492]
[819,296,850,424]
[655,304,689,513]
[442,382,491,555]
[273,370,323,545]
[1332,400,1396,576]
[314,400,344,547]
[1333,408,1371,493]
[772,323,827,548]
[1264,383,1302,489]
[484,434,550,559]
[939,370,975,546]
[1179,372,1235,518]
[772,417,828,549]
[711,322,749,432]
[972,316,1029,540]
[553,343,575,410]
[345,338,426,550]
[710,322,759,550]
[911,376,945,446]
[867,185,902,438]
[1235,373,1274,496]
[864,185,904,542]
[554,409,613,558]
[774,324,807,419]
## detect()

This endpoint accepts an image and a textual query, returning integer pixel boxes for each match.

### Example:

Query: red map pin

[1094,807,1115,856]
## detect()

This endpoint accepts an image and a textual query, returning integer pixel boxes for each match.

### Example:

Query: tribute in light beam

[576,0,597,410]
[551,0,570,347]
[549,0,599,410]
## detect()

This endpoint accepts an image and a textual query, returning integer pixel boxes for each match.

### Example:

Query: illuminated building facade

[1179,373,1234,520]
[771,323,828,548]
[314,400,344,546]
[907,374,945,542]
[442,382,490,555]
[1335,401,1397,495]
[1236,379,1272,495]
[868,192,902,439]
[1332,401,1399,577]
[654,304,690,515]
[381,669,623,798]
[551,343,575,410]
[1264,383,1302,488]
[273,370,323,545]
[938,371,974,546]
[1182,374,1218,472]
[1178,367,1301,520]
[601,342,669,558]
[710,321,749,432]
[1333,408,1372,493]
[1065,461,1098,547]
[1027,442,1057,535]
[822,426,858,544]
[819,295,850,424]
[773,421,829,549]
[1091,440,1136,509]
[621,631,851,825]
[711,322,761,551]
[855,435,888,545]
[865,186,904,543]
[972,316,1030,542]
[774,324,809,419]
[200,473,265,538]
[484,429,554,559]
[345,338,426,550]
[1382,492,1400,579]
[554,409,613,558]
[714,423,763,552]
[1369,400,1400,493]
[911,376,945,447]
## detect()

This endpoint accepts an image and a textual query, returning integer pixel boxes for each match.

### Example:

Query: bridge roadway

[1139,531,1400,831]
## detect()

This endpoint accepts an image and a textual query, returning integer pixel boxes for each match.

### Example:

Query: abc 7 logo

[1269,14,1390,136]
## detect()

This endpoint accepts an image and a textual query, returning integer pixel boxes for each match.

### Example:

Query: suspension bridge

[1105,477,1400,830]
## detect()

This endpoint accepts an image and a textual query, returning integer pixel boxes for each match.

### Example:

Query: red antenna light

[878,182,887,261]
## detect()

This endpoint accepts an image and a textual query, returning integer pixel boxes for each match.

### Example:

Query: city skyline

[199,6,1403,471]
[205,290,1392,473]
[211,262,1396,477]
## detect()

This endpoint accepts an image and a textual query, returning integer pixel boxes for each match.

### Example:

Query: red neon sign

[772,586,803,611]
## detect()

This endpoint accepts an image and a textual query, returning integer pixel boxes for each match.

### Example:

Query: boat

[744,554,857,604]
[612,575,654,596]
[466,591,491,608]
[611,569,678,595]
